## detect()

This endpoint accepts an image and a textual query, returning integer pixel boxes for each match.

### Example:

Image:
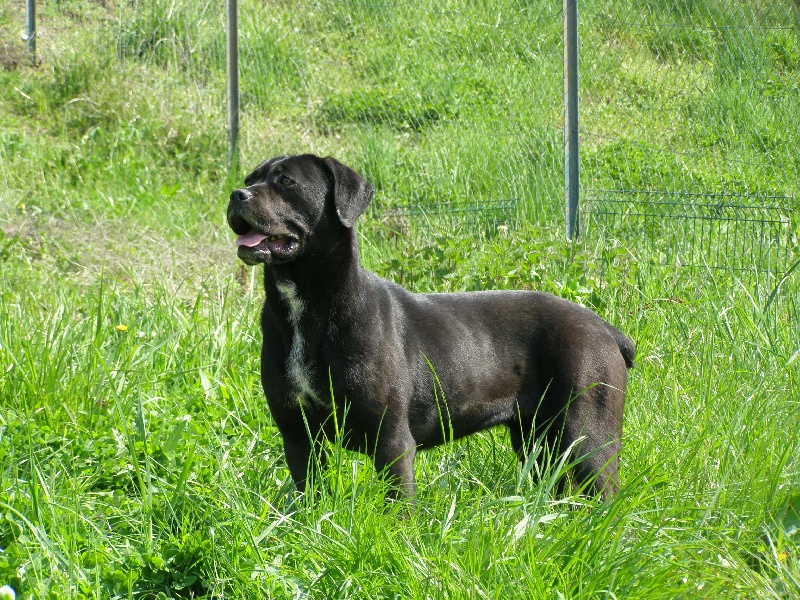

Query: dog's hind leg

[559,400,622,500]
[510,416,571,492]
[565,430,620,500]
[373,426,417,502]
[508,417,537,464]
[509,418,547,489]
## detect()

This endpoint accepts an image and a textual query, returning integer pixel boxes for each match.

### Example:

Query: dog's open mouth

[235,230,300,264]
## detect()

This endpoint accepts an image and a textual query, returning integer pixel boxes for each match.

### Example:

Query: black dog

[227,154,635,501]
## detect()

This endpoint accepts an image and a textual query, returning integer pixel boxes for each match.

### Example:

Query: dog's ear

[324,157,375,228]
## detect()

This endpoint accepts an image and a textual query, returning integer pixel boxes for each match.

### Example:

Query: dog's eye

[279,176,295,187]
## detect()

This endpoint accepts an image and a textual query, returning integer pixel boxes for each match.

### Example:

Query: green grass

[1,0,799,597]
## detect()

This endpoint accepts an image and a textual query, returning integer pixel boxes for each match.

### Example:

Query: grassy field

[1,0,799,598]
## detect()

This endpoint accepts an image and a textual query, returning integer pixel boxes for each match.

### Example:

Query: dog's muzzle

[227,189,300,265]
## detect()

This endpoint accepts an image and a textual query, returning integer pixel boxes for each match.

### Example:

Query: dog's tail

[612,328,636,369]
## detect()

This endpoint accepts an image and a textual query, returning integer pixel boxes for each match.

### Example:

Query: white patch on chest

[275,280,321,407]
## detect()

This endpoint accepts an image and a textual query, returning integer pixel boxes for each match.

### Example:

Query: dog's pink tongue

[236,231,268,247]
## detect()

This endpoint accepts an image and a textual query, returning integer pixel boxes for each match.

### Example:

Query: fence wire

[106,0,566,225]
[235,0,564,226]
[589,190,793,274]
[580,0,799,275]
[5,0,799,275]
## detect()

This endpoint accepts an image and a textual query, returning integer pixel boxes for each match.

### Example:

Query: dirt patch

[1,209,248,296]
[0,2,31,70]
[1,37,30,71]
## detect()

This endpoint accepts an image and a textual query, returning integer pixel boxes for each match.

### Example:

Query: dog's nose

[230,188,252,204]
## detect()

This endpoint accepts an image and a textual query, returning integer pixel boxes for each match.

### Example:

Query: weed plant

[1,0,799,598]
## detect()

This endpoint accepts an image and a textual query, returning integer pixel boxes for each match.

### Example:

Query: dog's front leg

[282,433,326,494]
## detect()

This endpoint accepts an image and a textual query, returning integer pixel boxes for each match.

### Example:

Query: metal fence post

[226,0,240,173]
[563,0,579,240]
[26,0,36,65]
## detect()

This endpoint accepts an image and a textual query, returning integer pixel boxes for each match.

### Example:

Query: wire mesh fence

[233,0,565,229]
[379,198,520,241]
[579,0,799,276]
[101,0,566,227]
[3,0,798,275]
[587,191,795,275]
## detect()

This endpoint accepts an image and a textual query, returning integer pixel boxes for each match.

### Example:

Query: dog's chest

[275,280,323,407]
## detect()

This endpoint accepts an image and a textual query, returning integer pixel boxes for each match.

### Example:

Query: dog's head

[227,154,374,265]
